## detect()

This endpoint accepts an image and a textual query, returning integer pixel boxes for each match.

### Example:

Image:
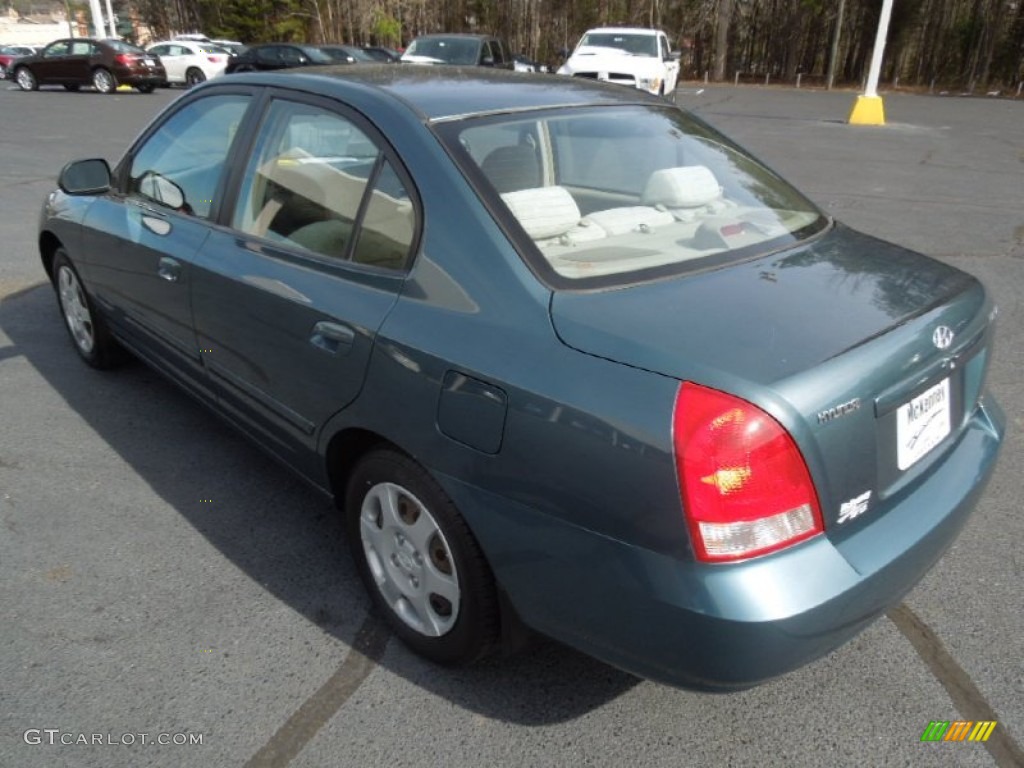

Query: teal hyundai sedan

[38,66,1004,688]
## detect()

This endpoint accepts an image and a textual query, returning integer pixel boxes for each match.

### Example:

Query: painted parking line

[888,603,1024,767]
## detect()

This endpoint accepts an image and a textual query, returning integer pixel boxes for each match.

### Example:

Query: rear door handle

[157,256,182,282]
[310,321,355,355]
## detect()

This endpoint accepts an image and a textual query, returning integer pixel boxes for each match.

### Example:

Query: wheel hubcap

[94,71,111,91]
[17,70,32,89]
[57,266,94,354]
[359,482,460,637]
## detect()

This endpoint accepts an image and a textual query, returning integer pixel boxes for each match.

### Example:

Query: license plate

[896,378,951,470]
[144,58,156,66]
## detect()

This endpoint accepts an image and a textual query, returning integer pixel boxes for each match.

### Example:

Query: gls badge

[838,490,872,524]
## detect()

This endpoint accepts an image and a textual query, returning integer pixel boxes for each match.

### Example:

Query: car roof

[583,27,662,35]
[410,33,497,41]
[258,65,656,121]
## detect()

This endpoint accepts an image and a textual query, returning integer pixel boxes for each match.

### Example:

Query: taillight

[673,382,823,562]
[114,54,136,65]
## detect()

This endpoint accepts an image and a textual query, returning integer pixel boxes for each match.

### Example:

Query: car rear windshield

[578,33,658,56]
[405,37,480,65]
[104,39,147,54]
[440,105,828,286]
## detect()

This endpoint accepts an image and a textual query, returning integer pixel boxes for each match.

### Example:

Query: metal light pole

[104,0,117,37]
[848,0,894,124]
[87,0,105,37]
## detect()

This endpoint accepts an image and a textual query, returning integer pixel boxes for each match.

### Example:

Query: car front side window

[44,41,70,58]
[128,94,251,218]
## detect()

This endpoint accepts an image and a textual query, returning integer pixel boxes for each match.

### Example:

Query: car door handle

[310,321,355,354]
[157,256,182,282]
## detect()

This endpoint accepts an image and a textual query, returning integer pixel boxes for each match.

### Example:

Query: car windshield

[578,33,658,56]
[442,105,828,284]
[405,37,480,65]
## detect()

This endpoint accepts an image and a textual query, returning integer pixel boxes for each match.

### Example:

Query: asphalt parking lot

[1,79,1022,768]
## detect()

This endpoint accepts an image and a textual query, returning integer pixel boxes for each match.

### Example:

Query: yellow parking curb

[116,84,132,92]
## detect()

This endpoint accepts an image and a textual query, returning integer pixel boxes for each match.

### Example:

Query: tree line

[122,0,1024,91]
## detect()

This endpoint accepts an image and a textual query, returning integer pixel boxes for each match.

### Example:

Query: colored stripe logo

[921,721,997,742]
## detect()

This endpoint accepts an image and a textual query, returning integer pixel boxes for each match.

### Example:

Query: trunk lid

[550,225,995,535]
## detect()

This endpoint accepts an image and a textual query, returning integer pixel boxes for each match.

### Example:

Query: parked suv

[401,34,513,68]
[558,27,680,96]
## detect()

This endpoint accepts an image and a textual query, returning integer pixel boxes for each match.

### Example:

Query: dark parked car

[318,44,374,64]
[224,43,334,73]
[360,45,402,63]
[401,33,513,68]
[12,38,165,93]
[39,68,1004,688]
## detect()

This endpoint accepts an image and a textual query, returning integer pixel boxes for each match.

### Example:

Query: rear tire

[15,66,37,91]
[185,67,206,87]
[52,249,122,369]
[136,83,156,94]
[345,449,499,666]
[92,67,116,94]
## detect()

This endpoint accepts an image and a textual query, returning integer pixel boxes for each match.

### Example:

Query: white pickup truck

[557,27,680,97]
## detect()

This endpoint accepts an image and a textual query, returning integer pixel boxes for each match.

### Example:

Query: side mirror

[480,56,495,67]
[670,50,682,61]
[58,158,111,195]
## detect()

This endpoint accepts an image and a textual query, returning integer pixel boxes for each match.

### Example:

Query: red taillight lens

[673,382,823,562]
[114,54,136,65]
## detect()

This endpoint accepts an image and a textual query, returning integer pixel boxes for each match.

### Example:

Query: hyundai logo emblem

[933,325,955,350]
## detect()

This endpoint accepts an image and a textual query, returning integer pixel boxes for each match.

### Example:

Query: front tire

[15,66,37,91]
[92,67,116,94]
[136,83,156,94]
[185,67,206,87]
[345,450,499,665]
[52,249,122,369]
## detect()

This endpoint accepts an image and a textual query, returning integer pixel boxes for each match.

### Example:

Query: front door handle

[310,321,355,355]
[157,256,181,282]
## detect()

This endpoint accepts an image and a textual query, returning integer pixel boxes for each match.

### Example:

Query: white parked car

[557,27,680,96]
[147,39,230,86]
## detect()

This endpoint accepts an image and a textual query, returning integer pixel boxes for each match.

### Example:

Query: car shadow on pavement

[0,284,640,726]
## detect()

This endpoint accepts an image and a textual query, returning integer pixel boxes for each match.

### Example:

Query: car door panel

[81,197,208,375]
[191,235,402,461]
[78,91,254,393]
[189,94,416,466]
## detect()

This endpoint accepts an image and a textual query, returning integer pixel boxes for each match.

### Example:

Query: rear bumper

[115,67,166,85]
[440,395,1004,689]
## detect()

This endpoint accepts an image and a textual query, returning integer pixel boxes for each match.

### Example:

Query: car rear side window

[351,160,415,270]
[232,99,416,270]
[128,94,251,218]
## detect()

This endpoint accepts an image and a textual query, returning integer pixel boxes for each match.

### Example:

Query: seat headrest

[500,186,581,240]
[642,166,722,208]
